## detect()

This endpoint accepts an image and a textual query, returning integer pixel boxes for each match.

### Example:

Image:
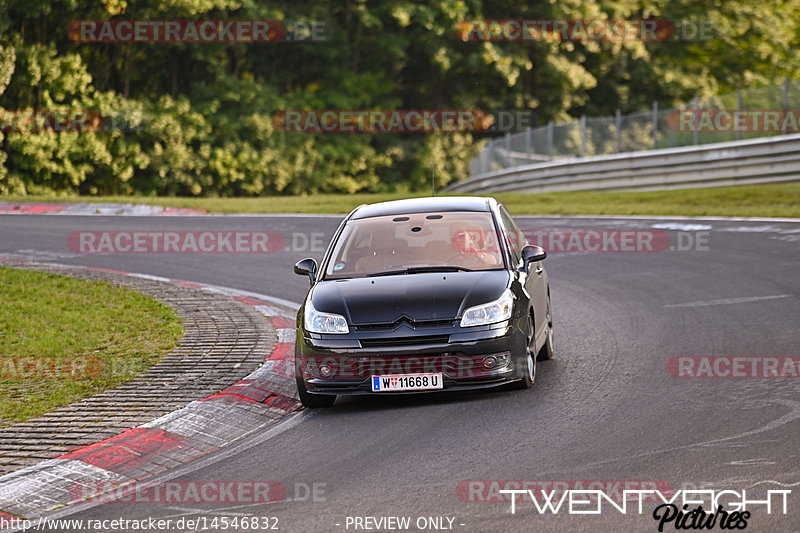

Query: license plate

[371,372,443,392]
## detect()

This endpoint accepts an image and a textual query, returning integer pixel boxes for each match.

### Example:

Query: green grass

[0,268,183,426]
[494,183,800,218]
[2,182,800,217]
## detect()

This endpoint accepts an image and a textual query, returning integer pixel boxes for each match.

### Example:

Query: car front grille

[339,354,486,379]
[353,318,454,331]
[359,334,450,347]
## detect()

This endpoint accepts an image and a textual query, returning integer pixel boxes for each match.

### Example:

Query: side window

[498,206,523,265]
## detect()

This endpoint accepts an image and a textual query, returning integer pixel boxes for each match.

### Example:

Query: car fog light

[496,352,511,368]
[483,355,498,369]
[320,364,334,377]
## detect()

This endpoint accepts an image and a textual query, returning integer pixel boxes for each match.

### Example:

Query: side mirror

[294,258,318,285]
[521,245,546,271]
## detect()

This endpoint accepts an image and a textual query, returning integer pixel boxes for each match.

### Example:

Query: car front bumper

[296,318,528,395]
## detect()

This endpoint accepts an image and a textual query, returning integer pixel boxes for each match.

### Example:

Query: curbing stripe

[55,428,216,478]
[241,361,298,398]
[233,295,266,306]
[201,394,300,415]
[0,460,128,518]
[269,342,293,361]
[172,280,203,288]
[0,202,205,216]
[142,401,279,447]
[200,287,300,312]
[270,316,295,329]
[256,304,296,319]
[0,203,68,215]
[276,328,295,343]
[125,272,172,282]
[85,267,128,275]
[210,378,299,406]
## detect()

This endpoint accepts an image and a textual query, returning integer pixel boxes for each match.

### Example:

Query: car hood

[310,270,510,325]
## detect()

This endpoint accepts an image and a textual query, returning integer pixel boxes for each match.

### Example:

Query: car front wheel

[295,357,336,408]
[513,315,536,389]
[537,297,554,361]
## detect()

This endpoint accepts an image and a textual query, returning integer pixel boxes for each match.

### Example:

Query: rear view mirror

[294,258,318,285]
[521,245,546,270]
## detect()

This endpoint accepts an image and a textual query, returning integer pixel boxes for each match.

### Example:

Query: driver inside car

[449,226,501,268]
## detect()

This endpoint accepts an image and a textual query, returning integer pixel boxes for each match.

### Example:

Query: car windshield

[324,211,505,279]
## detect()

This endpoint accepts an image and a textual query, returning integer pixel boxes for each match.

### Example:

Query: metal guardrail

[468,80,800,176]
[445,133,800,194]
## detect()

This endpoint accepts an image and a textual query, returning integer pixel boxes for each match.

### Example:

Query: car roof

[350,196,495,220]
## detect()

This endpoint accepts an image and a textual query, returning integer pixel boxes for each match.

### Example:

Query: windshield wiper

[366,266,474,277]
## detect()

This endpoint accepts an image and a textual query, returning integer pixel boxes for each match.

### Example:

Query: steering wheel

[446,251,488,267]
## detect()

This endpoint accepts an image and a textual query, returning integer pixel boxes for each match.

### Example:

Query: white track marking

[126,272,172,282]
[198,284,300,310]
[664,295,790,308]
[514,214,800,223]
[581,399,800,470]
[651,222,713,231]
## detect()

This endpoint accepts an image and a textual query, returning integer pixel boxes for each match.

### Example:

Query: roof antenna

[432,164,435,197]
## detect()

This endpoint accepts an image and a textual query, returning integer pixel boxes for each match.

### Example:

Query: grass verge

[0,267,182,426]
[2,182,800,217]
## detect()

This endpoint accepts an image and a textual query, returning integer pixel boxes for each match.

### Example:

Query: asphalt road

[2,213,799,532]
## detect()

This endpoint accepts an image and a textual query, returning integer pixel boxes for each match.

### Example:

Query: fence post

[783,77,789,135]
[580,115,586,157]
[547,121,554,160]
[784,77,789,107]
[693,96,699,145]
[652,101,658,149]
[736,87,742,141]
[525,127,532,157]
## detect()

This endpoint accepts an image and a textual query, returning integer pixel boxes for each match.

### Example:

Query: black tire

[512,315,536,389]
[295,373,336,408]
[537,297,554,362]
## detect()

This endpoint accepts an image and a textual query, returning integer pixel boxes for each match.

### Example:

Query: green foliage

[0,0,798,196]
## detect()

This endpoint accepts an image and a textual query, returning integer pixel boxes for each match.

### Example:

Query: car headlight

[304,299,349,334]
[460,289,514,327]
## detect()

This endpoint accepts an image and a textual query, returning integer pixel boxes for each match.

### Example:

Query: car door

[498,205,547,344]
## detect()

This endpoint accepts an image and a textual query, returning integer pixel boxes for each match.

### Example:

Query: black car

[293,196,553,407]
